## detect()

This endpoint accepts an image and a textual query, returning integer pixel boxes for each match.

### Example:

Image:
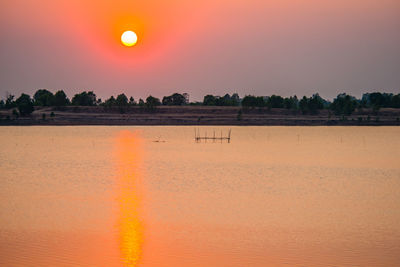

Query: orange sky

[0,0,399,100]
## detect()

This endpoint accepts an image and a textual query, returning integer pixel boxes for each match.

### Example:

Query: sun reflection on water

[114,130,144,266]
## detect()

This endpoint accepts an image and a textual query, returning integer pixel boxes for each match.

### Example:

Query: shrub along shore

[1,90,399,125]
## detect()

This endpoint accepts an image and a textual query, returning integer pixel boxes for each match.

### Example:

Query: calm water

[0,126,399,266]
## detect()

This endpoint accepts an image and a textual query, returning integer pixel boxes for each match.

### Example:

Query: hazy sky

[1,0,399,101]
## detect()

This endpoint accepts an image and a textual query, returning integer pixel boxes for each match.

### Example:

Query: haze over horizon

[1,0,399,102]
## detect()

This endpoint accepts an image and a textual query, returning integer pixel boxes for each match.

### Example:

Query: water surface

[1,126,399,266]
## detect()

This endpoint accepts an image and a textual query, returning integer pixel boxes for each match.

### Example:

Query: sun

[121,31,138,47]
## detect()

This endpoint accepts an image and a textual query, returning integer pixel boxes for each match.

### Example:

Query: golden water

[0,126,399,266]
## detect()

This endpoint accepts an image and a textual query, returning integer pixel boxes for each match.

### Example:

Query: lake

[1,126,399,266]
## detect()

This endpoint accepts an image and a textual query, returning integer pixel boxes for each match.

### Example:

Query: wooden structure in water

[195,128,231,143]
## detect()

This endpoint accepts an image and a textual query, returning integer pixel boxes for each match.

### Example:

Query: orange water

[1,126,399,266]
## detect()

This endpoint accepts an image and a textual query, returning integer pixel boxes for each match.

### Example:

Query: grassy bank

[1,106,400,126]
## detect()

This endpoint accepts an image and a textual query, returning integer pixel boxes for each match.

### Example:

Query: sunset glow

[114,130,144,266]
[1,0,399,99]
[121,31,138,47]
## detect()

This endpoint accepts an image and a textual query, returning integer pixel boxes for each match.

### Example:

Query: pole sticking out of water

[195,128,231,143]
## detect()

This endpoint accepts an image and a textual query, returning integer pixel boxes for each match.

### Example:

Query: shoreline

[1,106,399,126]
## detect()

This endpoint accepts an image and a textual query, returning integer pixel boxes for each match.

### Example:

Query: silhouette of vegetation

[203,95,217,106]
[145,95,161,111]
[299,94,325,114]
[267,95,284,108]
[203,94,239,106]
[71,91,96,106]
[138,98,145,107]
[283,96,298,110]
[5,94,16,109]
[242,95,265,108]
[162,93,189,106]
[129,96,136,105]
[116,94,128,107]
[34,89,54,106]
[331,93,357,116]
[53,90,69,106]
[15,94,34,116]
[1,89,399,121]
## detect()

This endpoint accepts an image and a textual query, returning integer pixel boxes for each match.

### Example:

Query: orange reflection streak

[114,130,144,267]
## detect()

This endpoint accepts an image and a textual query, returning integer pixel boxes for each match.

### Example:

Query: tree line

[1,89,399,117]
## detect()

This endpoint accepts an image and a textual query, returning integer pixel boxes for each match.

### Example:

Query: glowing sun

[121,31,138,47]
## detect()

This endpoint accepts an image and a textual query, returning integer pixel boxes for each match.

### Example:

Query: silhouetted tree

[331,93,357,116]
[298,94,325,114]
[308,94,325,114]
[203,95,217,106]
[116,94,128,107]
[53,90,69,106]
[391,94,400,108]
[16,93,34,116]
[267,95,284,108]
[145,95,161,110]
[103,96,116,108]
[162,93,188,105]
[138,98,145,107]
[5,94,16,109]
[283,96,298,110]
[231,93,240,106]
[129,96,136,105]
[241,95,265,108]
[299,96,309,114]
[34,89,54,106]
[71,91,96,106]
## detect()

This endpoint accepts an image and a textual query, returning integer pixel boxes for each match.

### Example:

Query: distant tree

[16,93,34,116]
[241,95,265,108]
[0,99,4,109]
[283,96,298,110]
[331,93,357,116]
[216,94,236,106]
[71,91,96,106]
[203,95,217,106]
[145,95,161,110]
[298,94,325,114]
[53,90,69,106]
[129,96,136,105]
[391,94,400,108]
[115,93,129,113]
[231,93,240,106]
[362,92,394,110]
[218,94,231,106]
[33,89,54,106]
[138,98,145,107]
[308,93,325,114]
[103,96,116,108]
[267,95,284,108]
[299,96,309,114]
[162,93,187,106]
[116,93,129,107]
[203,93,240,106]
[5,94,16,109]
